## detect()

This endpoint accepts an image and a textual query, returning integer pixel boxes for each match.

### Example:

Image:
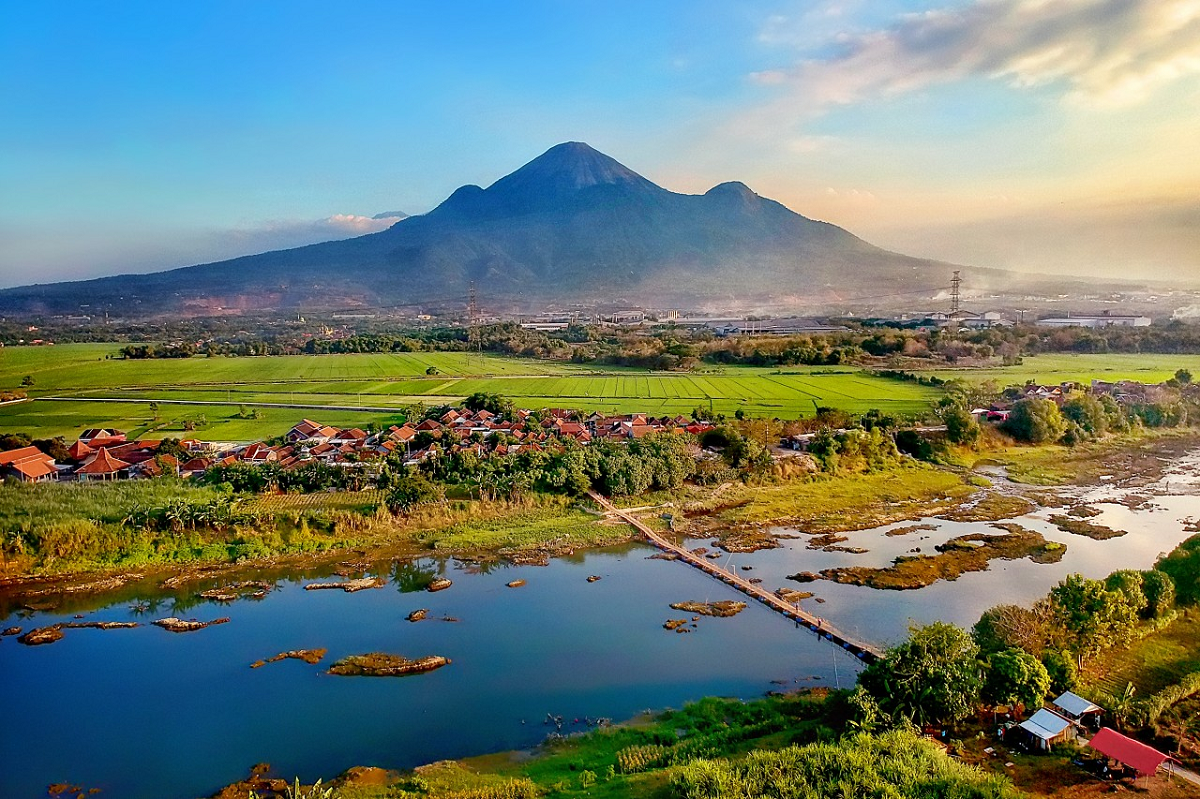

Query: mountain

[0,142,999,316]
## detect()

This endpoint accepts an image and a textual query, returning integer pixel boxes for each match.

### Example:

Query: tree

[385,468,441,513]
[149,401,160,421]
[806,428,839,473]
[894,429,934,461]
[1104,570,1148,617]
[425,366,439,375]
[1062,394,1107,438]
[1003,398,1067,443]
[20,375,34,387]
[944,406,981,447]
[982,648,1051,709]
[1041,648,1078,694]
[859,622,981,726]
[1155,536,1200,606]
[1175,368,1193,385]
[32,436,71,462]
[0,432,32,450]
[1048,574,1139,662]
[973,603,1054,656]
[462,391,511,416]
[1140,569,1175,618]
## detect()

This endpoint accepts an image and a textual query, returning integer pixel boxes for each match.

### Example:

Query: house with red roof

[240,442,278,464]
[0,446,58,483]
[76,448,132,481]
[66,440,95,461]
[134,454,180,479]
[78,428,126,445]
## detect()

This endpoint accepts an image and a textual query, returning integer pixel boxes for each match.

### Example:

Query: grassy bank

[0,480,630,581]
[970,429,1200,486]
[0,458,988,590]
[320,693,1022,799]
[681,465,974,533]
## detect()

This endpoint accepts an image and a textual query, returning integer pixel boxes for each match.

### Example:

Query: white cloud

[764,0,1200,109]
[241,213,398,243]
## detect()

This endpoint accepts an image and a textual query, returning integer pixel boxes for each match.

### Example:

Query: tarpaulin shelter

[1087,728,1172,776]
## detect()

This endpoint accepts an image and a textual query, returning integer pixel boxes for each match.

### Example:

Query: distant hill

[0,142,1003,316]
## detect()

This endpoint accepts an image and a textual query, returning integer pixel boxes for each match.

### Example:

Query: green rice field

[0,344,939,439]
[921,353,1200,385]
[3,346,1197,441]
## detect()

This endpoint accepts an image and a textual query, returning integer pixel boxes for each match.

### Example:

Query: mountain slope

[0,142,991,315]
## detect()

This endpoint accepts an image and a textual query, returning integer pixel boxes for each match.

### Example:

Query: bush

[1003,398,1067,444]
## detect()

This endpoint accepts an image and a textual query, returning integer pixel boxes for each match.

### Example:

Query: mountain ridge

[0,142,997,315]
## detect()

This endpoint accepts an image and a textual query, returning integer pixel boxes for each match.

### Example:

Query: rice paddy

[921,353,1200,385]
[0,344,941,439]
[5,346,1199,442]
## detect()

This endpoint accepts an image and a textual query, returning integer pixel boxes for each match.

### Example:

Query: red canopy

[1087,728,1171,776]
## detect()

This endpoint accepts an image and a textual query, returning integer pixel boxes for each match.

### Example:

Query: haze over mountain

[0,143,1004,316]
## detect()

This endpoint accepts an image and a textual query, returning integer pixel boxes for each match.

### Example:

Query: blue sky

[2,0,1198,286]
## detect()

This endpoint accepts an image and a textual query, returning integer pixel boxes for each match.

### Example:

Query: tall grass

[672,729,1022,799]
[0,480,361,574]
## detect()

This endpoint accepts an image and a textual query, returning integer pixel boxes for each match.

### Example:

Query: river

[3,456,1199,799]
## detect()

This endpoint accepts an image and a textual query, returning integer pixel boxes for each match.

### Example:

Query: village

[3,374,1196,486]
[0,405,720,485]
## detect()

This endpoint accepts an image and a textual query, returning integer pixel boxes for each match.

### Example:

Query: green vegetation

[818,524,1064,590]
[1156,533,1200,606]
[672,730,1020,799]
[318,692,1024,799]
[425,503,619,553]
[921,353,1200,385]
[0,480,364,575]
[0,344,940,440]
[859,622,982,725]
[690,467,973,533]
[0,475,639,578]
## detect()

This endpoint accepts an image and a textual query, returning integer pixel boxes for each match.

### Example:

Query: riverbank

[205,688,1200,799]
[4,430,1197,609]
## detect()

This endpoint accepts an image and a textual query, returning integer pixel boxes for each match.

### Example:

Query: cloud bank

[759,0,1200,109]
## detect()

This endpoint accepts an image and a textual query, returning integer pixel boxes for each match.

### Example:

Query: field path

[36,396,409,414]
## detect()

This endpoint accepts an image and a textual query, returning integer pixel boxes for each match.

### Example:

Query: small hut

[1017,708,1075,751]
[1052,691,1104,729]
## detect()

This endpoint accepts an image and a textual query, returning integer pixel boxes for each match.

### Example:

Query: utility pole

[467,281,482,366]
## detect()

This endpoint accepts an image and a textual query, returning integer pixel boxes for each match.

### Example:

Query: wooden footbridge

[589,491,883,664]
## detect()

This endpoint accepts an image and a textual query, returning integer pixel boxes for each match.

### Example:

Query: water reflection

[3,456,1199,799]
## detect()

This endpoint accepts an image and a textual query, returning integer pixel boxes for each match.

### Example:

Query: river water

[3,457,1199,799]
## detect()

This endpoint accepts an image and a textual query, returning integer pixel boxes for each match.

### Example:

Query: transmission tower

[948,270,962,333]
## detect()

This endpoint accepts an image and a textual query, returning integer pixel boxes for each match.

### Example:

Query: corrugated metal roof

[1019,708,1072,741]
[1054,691,1102,717]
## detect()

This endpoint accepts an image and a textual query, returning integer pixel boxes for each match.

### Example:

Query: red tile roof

[10,458,57,481]
[67,440,95,460]
[0,446,46,465]
[77,448,132,475]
